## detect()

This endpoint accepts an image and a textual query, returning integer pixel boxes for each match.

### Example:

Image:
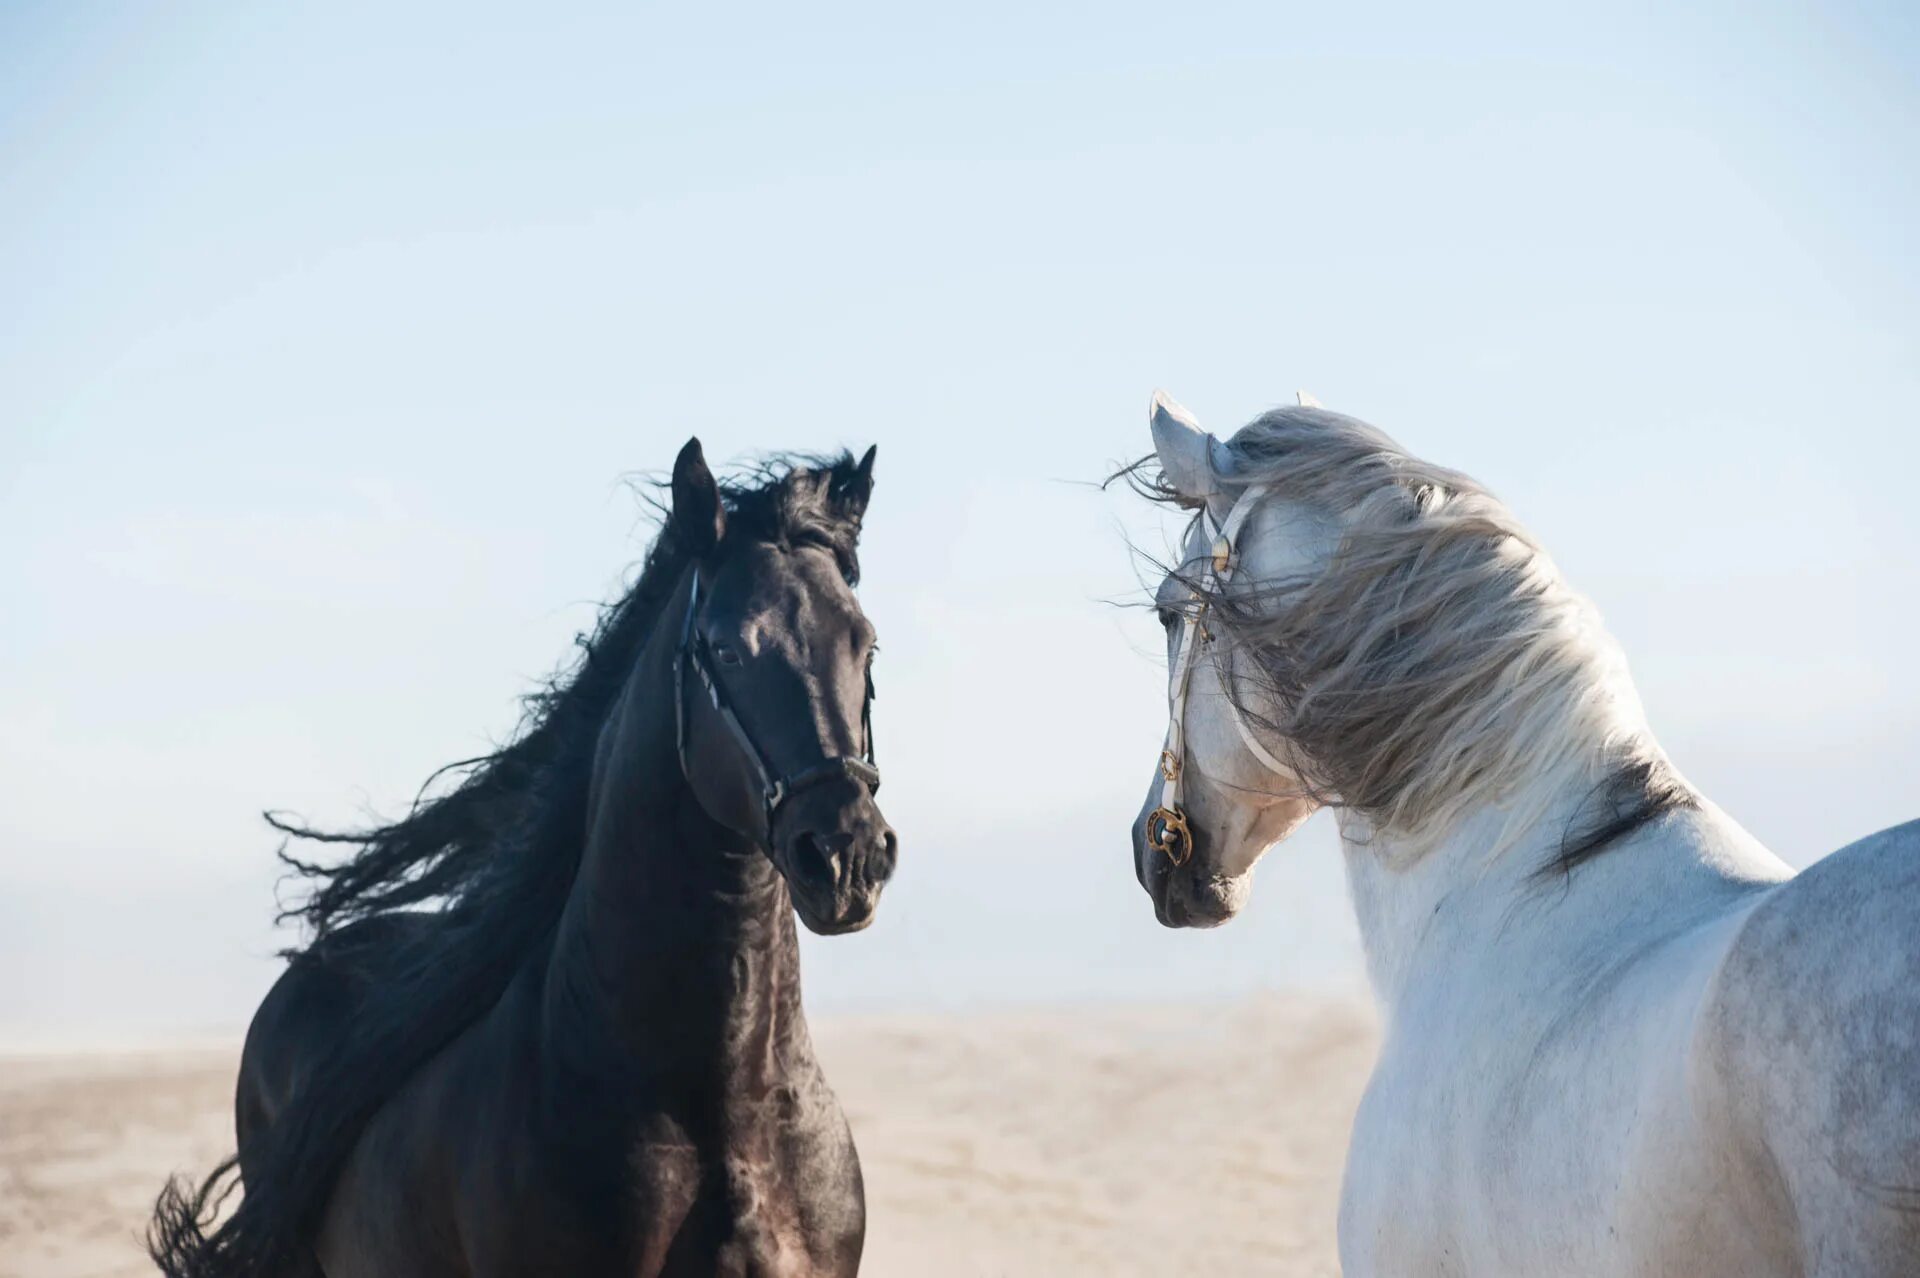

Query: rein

[674,569,880,841]
[1146,482,1290,866]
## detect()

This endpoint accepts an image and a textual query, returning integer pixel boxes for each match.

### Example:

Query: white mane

[1187,406,1680,864]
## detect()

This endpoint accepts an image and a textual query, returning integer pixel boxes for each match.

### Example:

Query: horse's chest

[1340,992,1740,1278]
[710,1149,840,1277]
[1340,1077,1471,1278]
[628,1118,862,1278]
[1341,1023,1612,1275]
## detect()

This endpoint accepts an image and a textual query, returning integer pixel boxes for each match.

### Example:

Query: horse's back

[1703,818,1920,1275]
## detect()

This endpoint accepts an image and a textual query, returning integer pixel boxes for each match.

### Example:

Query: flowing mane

[152,453,870,1276]
[1149,406,1691,871]
[274,453,867,940]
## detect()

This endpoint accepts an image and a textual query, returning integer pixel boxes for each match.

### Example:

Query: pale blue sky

[3,2,1916,1046]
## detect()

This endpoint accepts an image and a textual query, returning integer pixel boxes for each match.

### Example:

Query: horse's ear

[672,437,726,555]
[1149,390,1234,503]
[833,445,877,525]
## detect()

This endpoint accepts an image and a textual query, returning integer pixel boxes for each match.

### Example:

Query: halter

[674,570,880,841]
[1146,482,1291,866]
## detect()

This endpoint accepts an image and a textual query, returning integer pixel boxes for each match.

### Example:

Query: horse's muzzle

[775,781,897,935]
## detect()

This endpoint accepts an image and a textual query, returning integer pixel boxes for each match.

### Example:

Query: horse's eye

[712,643,743,667]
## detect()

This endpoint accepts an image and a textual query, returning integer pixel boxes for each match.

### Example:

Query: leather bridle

[1146,482,1292,867]
[675,569,880,842]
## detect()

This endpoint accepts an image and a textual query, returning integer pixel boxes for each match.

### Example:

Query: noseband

[1146,483,1291,866]
[675,570,880,841]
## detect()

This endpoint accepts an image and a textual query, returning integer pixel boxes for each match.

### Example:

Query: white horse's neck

[1218,476,1795,1015]
[1339,769,1794,1018]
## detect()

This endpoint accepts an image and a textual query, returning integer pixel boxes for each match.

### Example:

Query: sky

[2,1,1916,1047]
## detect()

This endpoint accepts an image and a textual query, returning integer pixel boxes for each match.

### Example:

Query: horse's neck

[1341,782,1793,1019]
[542,596,810,1092]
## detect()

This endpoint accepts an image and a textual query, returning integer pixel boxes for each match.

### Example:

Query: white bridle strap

[1160,482,1288,823]
[1160,583,1205,818]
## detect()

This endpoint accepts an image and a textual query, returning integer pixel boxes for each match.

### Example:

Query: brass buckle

[1145,805,1192,866]
[1158,749,1181,782]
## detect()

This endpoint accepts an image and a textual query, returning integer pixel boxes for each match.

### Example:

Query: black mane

[151,452,868,1276]
[1542,757,1698,882]
[273,452,865,940]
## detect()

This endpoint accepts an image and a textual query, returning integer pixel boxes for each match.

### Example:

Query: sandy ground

[0,997,1376,1277]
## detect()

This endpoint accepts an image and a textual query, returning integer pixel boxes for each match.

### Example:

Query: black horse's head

[668,438,897,934]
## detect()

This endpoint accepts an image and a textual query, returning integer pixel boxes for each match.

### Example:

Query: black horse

[151,440,897,1277]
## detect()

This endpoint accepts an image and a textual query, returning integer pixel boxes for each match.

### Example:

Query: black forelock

[711,454,866,584]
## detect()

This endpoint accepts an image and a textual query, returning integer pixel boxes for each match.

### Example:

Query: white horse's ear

[1296,390,1323,408]
[1149,390,1235,502]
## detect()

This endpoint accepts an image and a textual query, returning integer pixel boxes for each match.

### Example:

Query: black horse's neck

[541,569,811,1095]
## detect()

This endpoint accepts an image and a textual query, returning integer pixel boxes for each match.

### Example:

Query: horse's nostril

[794,831,849,877]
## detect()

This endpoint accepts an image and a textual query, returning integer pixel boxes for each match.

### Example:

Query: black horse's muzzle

[776,777,897,934]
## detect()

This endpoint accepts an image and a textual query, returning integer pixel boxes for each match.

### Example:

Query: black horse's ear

[672,437,726,555]
[833,445,877,524]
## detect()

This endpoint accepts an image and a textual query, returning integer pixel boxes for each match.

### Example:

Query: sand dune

[0,997,1375,1277]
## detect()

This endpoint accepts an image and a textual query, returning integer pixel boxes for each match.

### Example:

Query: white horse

[1129,391,1920,1277]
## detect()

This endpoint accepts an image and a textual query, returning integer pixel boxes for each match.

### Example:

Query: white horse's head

[1130,391,1326,927]
[1130,390,1658,928]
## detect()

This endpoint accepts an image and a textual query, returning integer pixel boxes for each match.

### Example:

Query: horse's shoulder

[242,912,446,1119]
